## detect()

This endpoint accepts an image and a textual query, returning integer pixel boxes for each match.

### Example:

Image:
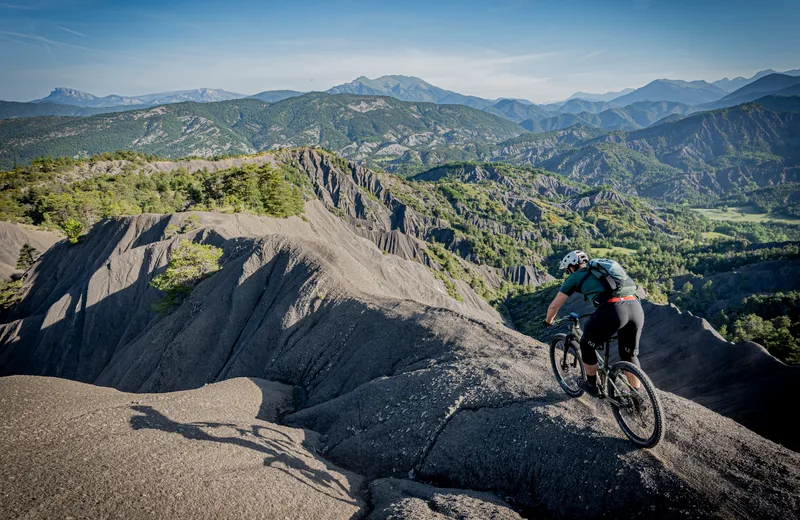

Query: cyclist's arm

[545,292,569,324]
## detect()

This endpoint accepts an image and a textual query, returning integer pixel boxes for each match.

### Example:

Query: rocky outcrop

[639,301,798,451]
[280,149,555,284]
[367,478,522,519]
[0,204,499,390]
[2,206,799,518]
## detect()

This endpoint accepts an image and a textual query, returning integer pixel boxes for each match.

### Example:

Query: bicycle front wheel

[607,361,664,448]
[550,335,585,397]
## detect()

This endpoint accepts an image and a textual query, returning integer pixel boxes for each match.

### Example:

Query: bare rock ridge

[0,205,500,391]
[639,301,798,451]
[1,205,799,518]
[39,149,554,286]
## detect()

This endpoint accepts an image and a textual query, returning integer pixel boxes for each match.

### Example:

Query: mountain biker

[543,250,644,397]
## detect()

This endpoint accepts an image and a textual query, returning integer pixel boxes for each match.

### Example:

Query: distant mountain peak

[609,79,726,106]
[46,87,97,100]
[30,87,246,108]
[565,88,635,103]
[327,75,496,110]
[711,69,797,93]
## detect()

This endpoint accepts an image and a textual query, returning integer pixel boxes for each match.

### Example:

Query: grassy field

[701,231,733,241]
[591,247,638,257]
[692,206,800,224]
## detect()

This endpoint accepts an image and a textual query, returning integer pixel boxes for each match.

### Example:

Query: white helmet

[559,250,589,270]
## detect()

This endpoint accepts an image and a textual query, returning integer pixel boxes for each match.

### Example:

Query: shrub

[150,240,223,313]
[62,218,84,244]
[0,279,24,311]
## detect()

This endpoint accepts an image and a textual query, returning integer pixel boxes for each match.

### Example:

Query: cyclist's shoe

[577,378,602,398]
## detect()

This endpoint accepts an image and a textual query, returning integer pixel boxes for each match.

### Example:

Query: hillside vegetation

[3,149,799,343]
[3,94,800,217]
[0,93,522,171]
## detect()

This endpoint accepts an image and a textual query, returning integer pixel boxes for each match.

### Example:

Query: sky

[1,0,799,103]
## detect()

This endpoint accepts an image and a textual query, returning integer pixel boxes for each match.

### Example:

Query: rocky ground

[1,202,798,518]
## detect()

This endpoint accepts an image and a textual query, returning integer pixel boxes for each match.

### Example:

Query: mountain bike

[549,312,664,448]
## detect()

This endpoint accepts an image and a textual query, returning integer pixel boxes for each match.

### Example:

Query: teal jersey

[559,267,607,306]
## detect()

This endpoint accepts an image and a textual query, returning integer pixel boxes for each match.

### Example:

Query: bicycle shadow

[129,404,359,506]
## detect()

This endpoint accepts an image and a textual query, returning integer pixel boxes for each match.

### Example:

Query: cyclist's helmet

[559,250,589,270]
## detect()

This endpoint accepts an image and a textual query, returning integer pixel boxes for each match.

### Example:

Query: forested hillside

[3,149,798,360]
[0,93,523,170]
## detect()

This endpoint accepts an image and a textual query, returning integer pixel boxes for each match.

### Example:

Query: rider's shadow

[129,405,359,505]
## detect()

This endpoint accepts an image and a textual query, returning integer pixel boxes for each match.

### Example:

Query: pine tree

[16,244,40,271]
[261,166,303,218]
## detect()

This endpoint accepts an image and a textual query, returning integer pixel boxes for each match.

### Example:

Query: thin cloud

[0,30,139,60]
[582,50,605,60]
[0,34,41,48]
[0,2,38,9]
[486,52,560,65]
[57,26,86,37]
[39,38,53,61]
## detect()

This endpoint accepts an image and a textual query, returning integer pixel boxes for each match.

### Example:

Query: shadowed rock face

[0,204,500,391]
[367,478,523,519]
[2,207,799,518]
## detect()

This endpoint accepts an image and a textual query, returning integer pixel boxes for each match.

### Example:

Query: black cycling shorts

[579,299,644,366]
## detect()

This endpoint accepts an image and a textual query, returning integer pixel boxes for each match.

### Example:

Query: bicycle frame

[562,313,629,407]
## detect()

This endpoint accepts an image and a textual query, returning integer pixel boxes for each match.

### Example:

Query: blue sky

[1,0,798,102]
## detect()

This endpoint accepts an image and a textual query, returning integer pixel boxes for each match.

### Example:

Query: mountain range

[565,88,635,102]
[607,79,727,106]
[0,93,523,169]
[326,75,499,110]
[520,100,698,132]
[712,68,800,92]
[34,87,245,107]
[2,86,799,209]
[1,69,797,131]
[705,73,800,109]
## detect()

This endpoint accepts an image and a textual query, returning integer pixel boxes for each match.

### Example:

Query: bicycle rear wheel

[549,335,585,397]
[607,361,664,448]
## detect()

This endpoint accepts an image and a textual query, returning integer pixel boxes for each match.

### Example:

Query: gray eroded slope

[1,207,799,518]
[0,222,60,281]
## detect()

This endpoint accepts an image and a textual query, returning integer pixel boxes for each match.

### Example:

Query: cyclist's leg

[580,303,622,376]
[617,300,645,389]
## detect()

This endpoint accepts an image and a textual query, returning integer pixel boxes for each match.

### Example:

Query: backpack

[577,258,638,302]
